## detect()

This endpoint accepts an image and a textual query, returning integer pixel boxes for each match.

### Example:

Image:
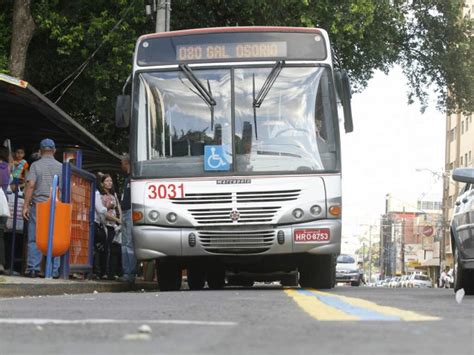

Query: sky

[340,66,445,252]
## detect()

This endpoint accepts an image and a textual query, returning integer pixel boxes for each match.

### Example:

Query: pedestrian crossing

[285,288,440,321]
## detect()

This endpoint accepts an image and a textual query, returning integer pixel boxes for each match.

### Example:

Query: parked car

[407,274,432,288]
[450,168,474,295]
[388,277,401,288]
[336,254,362,286]
[400,275,410,288]
[382,278,392,287]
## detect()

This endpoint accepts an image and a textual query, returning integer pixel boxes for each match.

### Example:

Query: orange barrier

[36,197,72,257]
[69,174,93,266]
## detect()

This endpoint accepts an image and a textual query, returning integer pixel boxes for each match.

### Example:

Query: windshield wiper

[252,60,284,139]
[179,64,216,129]
[253,60,284,108]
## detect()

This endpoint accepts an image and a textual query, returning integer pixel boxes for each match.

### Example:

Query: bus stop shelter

[0,74,121,172]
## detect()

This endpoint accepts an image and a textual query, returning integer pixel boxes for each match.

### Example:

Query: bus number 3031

[147,183,185,199]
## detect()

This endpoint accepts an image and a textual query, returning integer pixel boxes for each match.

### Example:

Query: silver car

[451,168,474,295]
[336,254,361,286]
[407,274,432,288]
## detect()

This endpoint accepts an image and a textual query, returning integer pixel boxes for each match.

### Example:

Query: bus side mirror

[115,95,131,128]
[335,70,354,133]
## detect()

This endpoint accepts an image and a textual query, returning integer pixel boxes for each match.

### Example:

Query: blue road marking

[297,289,401,321]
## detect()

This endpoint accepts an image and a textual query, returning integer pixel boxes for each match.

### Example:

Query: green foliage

[172,0,405,91]
[0,4,12,74]
[26,0,151,151]
[0,0,472,152]
[399,0,473,113]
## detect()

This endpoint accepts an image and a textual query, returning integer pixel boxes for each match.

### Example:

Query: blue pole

[9,180,19,274]
[60,163,71,279]
[76,150,82,169]
[45,175,59,279]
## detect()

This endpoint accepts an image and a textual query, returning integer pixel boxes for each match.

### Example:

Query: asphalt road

[0,285,472,355]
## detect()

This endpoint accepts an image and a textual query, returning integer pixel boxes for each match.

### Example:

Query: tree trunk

[8,0,36,79]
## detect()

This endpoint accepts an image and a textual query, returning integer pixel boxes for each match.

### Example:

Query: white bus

[116,26,353,291]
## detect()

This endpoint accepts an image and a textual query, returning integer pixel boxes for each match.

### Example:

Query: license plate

[294,229,330,242]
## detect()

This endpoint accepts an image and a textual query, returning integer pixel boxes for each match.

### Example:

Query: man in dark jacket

[120,154,136,282]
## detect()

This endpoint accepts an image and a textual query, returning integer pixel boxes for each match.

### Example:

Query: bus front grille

[236,189,300,203]
[189,206,281,225]
[171,192,232,204]
[171,189,301,205]
[198,229,275,254]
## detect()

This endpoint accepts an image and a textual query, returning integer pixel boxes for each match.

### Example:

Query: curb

[0,280,158,298]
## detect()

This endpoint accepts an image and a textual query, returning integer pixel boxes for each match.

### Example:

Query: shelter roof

[0,74,121,173]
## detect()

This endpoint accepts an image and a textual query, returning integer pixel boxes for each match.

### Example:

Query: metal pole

[8,181,19,274]
[60,163,71,279]
[45,175,59,279]
[391,222,396,276]
[368,225,372,283]
[155,0,171,32]
[401,218,405,274]
[165,0,171,32]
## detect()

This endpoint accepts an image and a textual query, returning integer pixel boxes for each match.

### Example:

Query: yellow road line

[306,289,441,322]
[284,289,358,321]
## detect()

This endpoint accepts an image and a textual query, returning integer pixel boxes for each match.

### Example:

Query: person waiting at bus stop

[98,174,122,280]
[22,139,62,278]
[10,146,29,191]
[120,154,136,283]
[0,146,10,274]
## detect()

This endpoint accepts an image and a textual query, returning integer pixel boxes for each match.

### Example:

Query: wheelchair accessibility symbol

[204,145,230,171]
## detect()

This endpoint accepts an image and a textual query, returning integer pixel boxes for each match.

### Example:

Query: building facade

[442,0,473,270]
[380,195,442,284]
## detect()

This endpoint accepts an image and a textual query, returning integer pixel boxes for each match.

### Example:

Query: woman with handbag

[0,146,11,274]
[99,174,122,280]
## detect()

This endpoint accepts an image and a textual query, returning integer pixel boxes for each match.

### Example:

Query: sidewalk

[0,275,158,298]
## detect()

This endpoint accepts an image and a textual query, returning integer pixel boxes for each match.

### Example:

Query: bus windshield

[134,66,339,177]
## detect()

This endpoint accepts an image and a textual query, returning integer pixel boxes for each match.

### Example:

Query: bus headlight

[166,212,178,223]
[310,205,322,215]
[148,210,160,222]
[292,208,304,219]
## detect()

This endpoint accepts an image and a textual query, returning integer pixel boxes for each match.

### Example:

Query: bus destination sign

[176,41,287,61]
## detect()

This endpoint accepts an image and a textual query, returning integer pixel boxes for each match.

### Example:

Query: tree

[27,0,150,150]
[0,0,472,151]
[8,0,35,78]
[399,0,473,113]
[172,0,473,112]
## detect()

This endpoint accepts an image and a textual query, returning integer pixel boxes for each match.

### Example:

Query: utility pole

[146,0,171,32]
[401,218,405,274]
[156,0,171,32]
[391,222,396,276]
[368,225,373,283]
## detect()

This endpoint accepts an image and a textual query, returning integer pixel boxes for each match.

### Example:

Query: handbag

[0,189,10,217]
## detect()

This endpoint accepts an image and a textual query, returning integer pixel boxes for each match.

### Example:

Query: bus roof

[139,26,323,41]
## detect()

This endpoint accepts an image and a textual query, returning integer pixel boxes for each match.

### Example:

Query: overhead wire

[43,0,138,103]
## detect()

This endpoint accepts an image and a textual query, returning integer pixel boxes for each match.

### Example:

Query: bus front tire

[157,261,182,291]
[454,246,474,295]
[207,268,226,290]
[187,266,206,290]
[299,254,335,289]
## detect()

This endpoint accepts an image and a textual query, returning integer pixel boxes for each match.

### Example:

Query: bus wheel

[207,268,226,290]
[280,273,299,287]
[157,261,182,291]
[228,275,254,287]
[299,255,335,289]
[187,266,206,290]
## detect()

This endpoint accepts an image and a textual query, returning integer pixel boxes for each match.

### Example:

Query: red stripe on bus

[139,26,322,41]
